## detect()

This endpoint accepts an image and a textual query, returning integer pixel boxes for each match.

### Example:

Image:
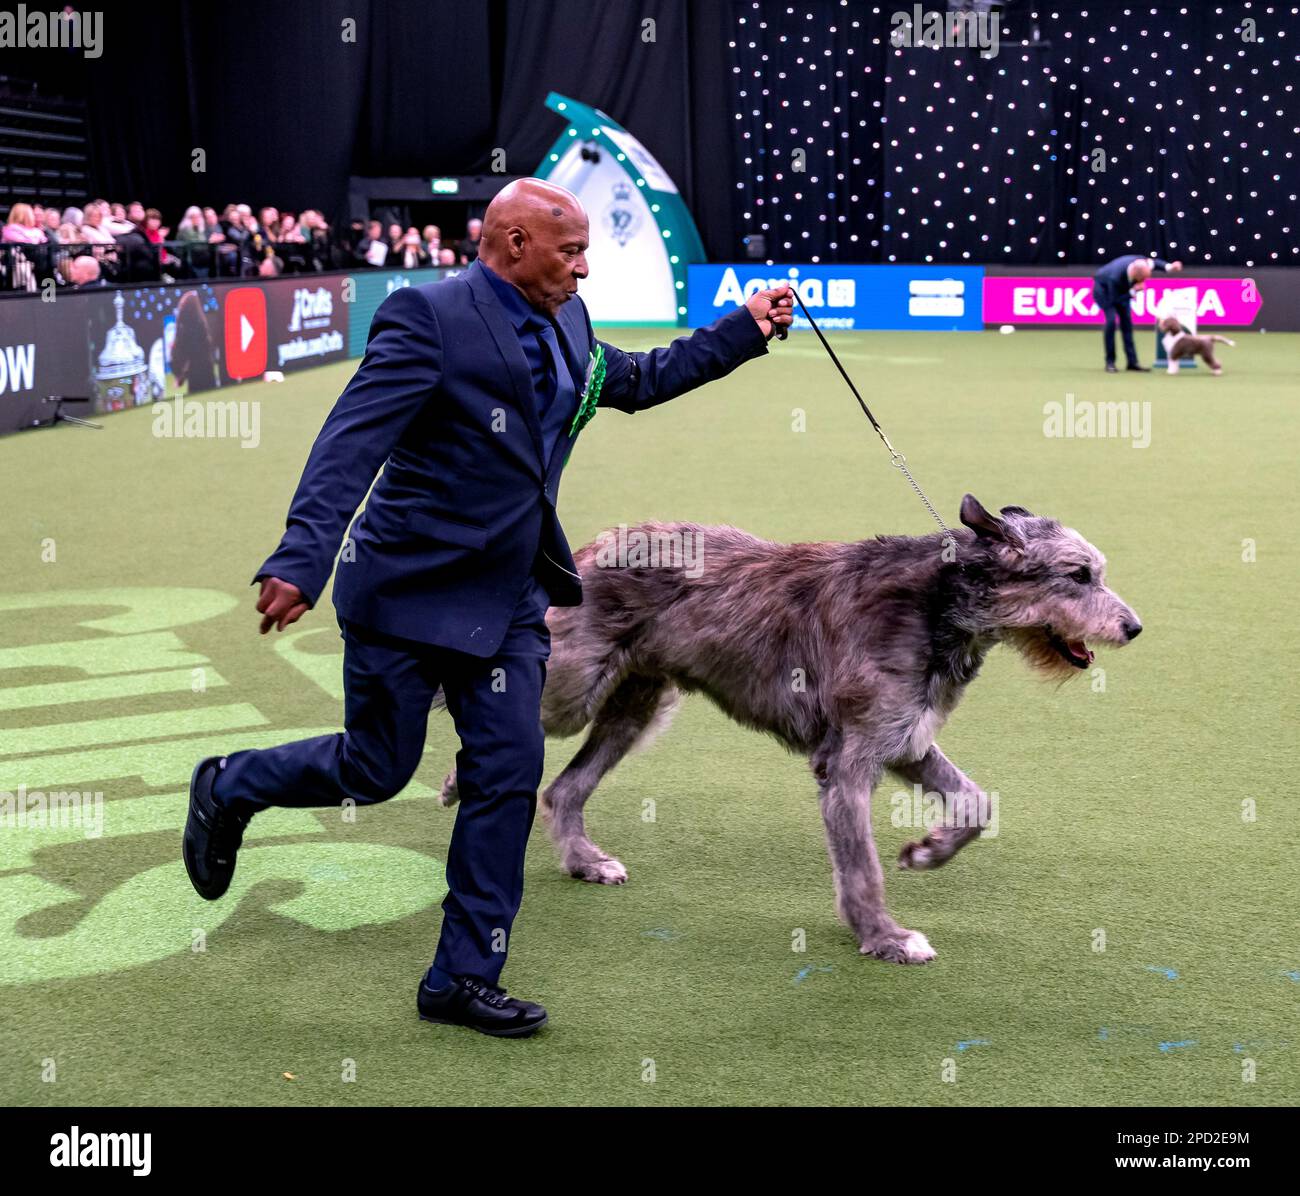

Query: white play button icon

[240,314,255,352]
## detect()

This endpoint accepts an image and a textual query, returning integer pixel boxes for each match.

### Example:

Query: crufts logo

[49,1126,152,1176]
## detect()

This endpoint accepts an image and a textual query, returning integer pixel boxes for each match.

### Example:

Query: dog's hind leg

[890,745,993,871]
[816,732,936,964]
[542,674,679,885]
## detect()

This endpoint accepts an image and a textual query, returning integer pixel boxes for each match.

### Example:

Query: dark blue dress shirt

[478,260,580,628]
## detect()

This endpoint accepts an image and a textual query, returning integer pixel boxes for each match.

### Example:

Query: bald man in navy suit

[183,178,794,1037]
[1093,252,1183,372]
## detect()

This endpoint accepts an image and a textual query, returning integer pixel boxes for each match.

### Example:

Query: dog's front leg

[890,745,992,871]
[818,734,936,964]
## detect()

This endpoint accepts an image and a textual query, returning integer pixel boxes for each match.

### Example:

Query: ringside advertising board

[687,263,986,331]
[0,267,464,435]
[982,276,1263,326]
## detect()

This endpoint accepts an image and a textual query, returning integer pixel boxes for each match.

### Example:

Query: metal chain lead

[779,284,949,535]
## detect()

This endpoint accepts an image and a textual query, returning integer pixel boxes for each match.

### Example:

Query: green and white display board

[536,92,705,326]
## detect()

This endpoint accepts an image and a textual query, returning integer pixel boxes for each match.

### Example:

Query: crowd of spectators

[1,198,484,292]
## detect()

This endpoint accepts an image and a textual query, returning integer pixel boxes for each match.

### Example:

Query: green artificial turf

[0,327,1296,1106]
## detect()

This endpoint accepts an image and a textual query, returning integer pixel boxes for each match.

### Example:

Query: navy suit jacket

[1093,254,1171,305]
[255,260,770,656]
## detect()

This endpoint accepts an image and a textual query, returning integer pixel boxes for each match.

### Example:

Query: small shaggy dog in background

[439,496,1143,965]
[1158,315,1236,375]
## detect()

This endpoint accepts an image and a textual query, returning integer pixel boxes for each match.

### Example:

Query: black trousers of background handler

[1093,281,1140,367]
[213,577,551,986]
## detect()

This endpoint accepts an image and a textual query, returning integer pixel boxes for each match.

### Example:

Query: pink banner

[982,276,1263,325]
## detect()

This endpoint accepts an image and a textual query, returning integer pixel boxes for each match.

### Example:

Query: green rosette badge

[564,345,605,464]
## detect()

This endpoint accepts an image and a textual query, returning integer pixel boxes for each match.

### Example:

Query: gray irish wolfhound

[439,495,1142,965]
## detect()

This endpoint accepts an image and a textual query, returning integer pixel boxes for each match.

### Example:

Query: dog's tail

[1210,335,1236,347]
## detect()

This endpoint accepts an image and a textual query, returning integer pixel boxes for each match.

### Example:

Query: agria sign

[687,263,986,331]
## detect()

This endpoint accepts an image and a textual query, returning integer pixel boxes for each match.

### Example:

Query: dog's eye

[1069,566,1092,585]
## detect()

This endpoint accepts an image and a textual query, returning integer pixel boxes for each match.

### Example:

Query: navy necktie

[534,319,575,421]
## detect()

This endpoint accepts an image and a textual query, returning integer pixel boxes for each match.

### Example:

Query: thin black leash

[777,287,950,535]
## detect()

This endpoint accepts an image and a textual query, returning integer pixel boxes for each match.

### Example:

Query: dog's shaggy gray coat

[441,495,1141,964]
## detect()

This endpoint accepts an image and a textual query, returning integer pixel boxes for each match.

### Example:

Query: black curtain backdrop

[729,0,1299,266]
[3,0,1294,264]
[5,0,739,257]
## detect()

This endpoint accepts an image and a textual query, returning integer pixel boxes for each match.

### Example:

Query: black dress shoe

[417,974,548,1038]
[1125,363,1151,372]
[1105,363,1118,373]
[182,756,250,900]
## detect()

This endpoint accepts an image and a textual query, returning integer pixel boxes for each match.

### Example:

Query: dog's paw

[898,839,938,870]
[569,856,629,885]
[438,771,459,808]
[861,929,936,964]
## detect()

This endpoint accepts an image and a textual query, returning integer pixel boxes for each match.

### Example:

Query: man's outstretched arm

[595,285,792,414]
[253,285,443,631]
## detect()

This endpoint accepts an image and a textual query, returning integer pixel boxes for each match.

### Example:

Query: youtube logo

[224,288,267,380]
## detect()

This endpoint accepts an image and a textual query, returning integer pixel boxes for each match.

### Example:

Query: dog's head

[1157,315,1184,335]
[958,495,1142,677]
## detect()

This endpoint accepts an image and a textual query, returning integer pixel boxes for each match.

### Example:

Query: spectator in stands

[63,205,84,229]
[388,229,431,270]
[114,212,160,283]
[456,217,482,263]
[299,209,330,270]
[423,224,441,258]
[331,220,365,270]
[127,201,146,225]
[359,219,388,267]
[143,208,168,245]
[259,207,280,243]
[176,206,207,243]
[216,204,254,275]
[43,207,62,241]
[106,203,134,235]
[246,207,275,267]
[279,212,305,242]
[3,203,48,244]
[144,208,182,277]
[69,254,106,288]
[3,202,47,257]
[57,222,81,245]
[80,202,116,245]
[258,250,283,277]
[202,207,221,237]
[437,246,456,267]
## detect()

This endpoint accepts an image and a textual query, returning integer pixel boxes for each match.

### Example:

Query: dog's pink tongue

[1068,639,1094,663]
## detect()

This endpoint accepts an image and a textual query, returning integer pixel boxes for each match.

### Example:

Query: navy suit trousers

[1093,282,1139,366]
[215,575,551,985]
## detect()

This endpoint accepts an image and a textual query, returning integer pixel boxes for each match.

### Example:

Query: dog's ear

[960,494,1024,548]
